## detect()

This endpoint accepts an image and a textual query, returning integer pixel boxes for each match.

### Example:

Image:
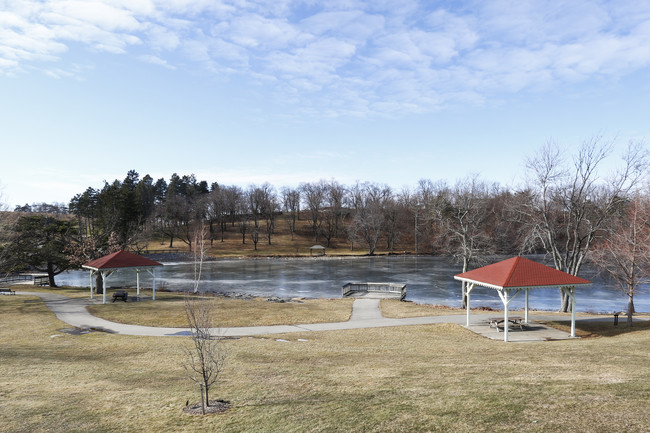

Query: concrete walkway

[12,291,617,341]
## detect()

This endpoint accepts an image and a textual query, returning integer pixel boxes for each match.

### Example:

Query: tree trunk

[559,290,571,313]
[47,261,57,287]
[95,273,104,295]
[200,383,205,415]
[627,293,635,327]
[461,258,469,309]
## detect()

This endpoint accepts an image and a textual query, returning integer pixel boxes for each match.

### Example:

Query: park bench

[0,288,16,295]
[112,290,128,302]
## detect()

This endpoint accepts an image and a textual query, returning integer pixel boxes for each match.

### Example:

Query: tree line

[1,137,649,317]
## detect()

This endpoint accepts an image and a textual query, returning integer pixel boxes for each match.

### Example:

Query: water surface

[58,256,649,313]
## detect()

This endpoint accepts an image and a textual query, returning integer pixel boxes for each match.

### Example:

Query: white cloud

[138,53,175,69]
[2,1,650,115]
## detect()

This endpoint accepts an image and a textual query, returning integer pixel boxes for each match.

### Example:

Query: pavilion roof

[454,256,591,290]
[82,250,163,271]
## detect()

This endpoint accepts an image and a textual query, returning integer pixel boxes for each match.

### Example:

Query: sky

[1,0,650,208]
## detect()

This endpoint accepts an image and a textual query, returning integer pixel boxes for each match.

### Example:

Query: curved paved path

[16,291,469,337]
[15,291,637,341]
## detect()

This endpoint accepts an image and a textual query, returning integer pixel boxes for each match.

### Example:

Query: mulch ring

[183,400,231,415]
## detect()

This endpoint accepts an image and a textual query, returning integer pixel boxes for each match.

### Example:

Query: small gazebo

[82,251,163,304]
[310,245,326,256]
[454,257,591,342]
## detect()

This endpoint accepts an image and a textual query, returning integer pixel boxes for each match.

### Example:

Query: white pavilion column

[101,271,113,304]
[497,289,521,343]
[136,269,141,296]
[524,289,529,324]
[102,271,107,304]
[566,286,576,337]
[503,290,510,342]
[466,283,476,326]
[89,271,94,300]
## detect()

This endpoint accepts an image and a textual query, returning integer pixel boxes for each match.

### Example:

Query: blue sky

[1,0,649,207]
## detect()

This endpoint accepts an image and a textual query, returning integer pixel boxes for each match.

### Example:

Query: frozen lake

[57,256,649,313]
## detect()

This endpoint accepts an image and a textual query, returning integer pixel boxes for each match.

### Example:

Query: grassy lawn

[381,300,465,317]
[86,292,354,328]
[7,284,93,298]
[2,294,650,432]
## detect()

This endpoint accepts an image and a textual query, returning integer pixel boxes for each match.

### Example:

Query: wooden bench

[112,290,128,302]
[0,288,16,295]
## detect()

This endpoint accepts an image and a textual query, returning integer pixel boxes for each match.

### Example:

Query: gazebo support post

[101,271,107,304]
[136,269,141,296]
[524,289,529,324]
[101,270,114,305]
[466,283,476,326]
[89,271,94,300]
[563,286,577,337]
[146,268,157,300]
[497,289,521,342]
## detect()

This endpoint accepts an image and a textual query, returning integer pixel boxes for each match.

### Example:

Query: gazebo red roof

[82,250,163,270]
[454,256,591,289]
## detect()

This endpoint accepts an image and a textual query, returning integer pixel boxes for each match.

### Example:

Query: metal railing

[0,274,47,285]
[342,282,407,300]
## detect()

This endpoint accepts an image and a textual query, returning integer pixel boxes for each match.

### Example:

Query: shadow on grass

[542,318,650,338]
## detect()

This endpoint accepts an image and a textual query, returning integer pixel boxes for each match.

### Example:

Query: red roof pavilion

[454,257,591,342]
[455,256,590,289]
[82,251,163,304]
[83,250,162,271]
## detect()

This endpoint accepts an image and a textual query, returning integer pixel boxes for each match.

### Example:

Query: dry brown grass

[7,284,93,298]
[86,292,353,327]
[2,293,650,432]
[145,216,398,258]
[380,299,465,318]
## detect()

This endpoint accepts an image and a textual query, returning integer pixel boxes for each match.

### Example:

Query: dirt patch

[183,399,231,415]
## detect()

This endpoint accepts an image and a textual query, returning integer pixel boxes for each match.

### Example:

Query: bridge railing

[342,282,406,300]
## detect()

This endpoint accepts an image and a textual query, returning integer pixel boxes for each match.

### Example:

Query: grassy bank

[86,291,353,328]
[2,292,650,432]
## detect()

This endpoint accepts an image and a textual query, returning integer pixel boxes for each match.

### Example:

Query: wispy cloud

[2,1,650,116]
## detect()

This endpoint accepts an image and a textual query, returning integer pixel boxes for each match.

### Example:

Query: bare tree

[247,186,263,251]
[205,186,226,245]
[281,187,300,240]
[183,224,227,414]
[433,175,495,308]
[260,183,278,246]
[348,182,391,255]
[590,196,650,326]
[523,138,649,311]
[223,185,244,228]
[301,181,327,242]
